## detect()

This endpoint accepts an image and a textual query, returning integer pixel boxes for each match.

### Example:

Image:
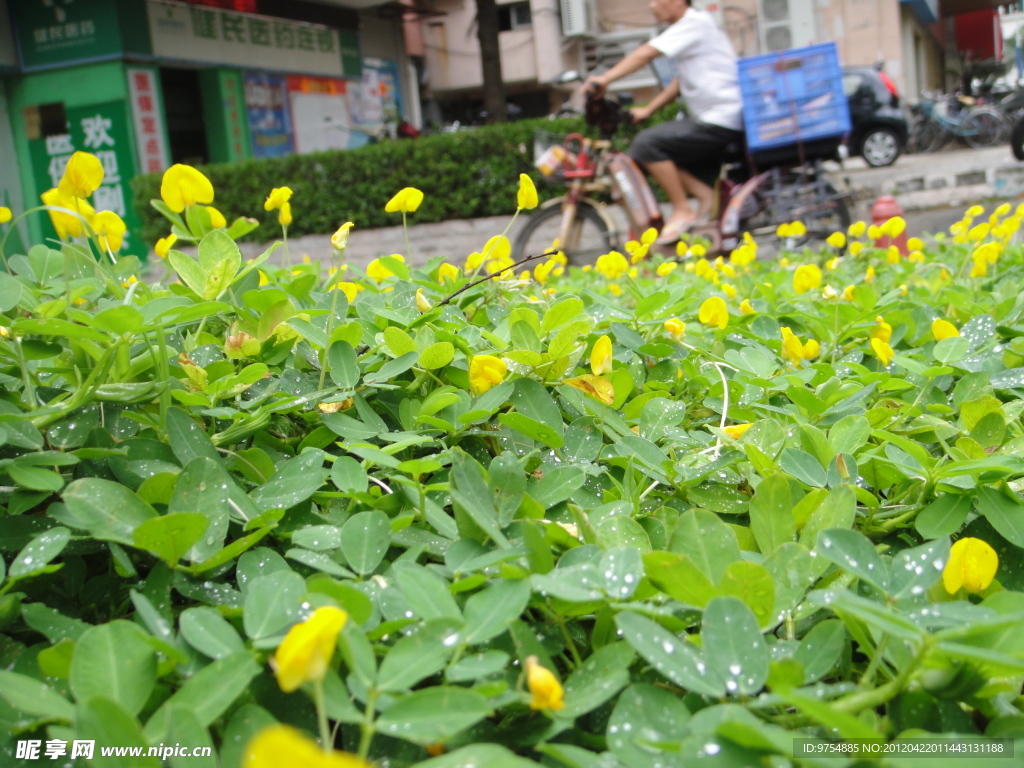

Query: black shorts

[629,118,744,188]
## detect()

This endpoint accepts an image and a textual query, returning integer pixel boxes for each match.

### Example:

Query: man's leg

[645,159,696,226]
[678,169,714,219]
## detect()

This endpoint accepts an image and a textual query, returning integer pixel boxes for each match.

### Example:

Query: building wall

[0,80,27,255]
[360,11,418,121]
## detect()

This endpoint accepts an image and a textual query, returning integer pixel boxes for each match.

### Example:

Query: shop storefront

[2,0,412,259]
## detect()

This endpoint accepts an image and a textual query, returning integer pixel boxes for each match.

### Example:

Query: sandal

[655,216,707,244]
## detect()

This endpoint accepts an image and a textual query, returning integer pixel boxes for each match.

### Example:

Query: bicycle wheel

[737,178,850,259]
[1011,116,1024,161]
[963,109,1005,149]
[918,119,949,153]
[511,201,617,266]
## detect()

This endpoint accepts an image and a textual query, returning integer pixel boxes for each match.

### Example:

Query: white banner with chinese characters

[127,68,170,175]
[147,0,345,77]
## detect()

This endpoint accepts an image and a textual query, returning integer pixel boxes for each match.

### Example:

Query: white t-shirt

[648,9,744,131]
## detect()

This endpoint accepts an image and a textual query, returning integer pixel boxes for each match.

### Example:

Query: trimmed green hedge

[131,106,680,245]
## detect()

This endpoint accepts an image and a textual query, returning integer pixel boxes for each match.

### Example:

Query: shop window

[23,102,67,141]
[160,67,210,166]
[499,3,532,32]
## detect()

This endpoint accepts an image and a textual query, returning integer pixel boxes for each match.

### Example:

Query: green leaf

[643,551,717,607]
[594,515,651,551]
[70,620,157,716]
[510,377,564,438]
[889,537,949,600]
[394,562,463,622]
[794,619,845,683]
[615,611,723,697]
[0,669,75,721]
[717,560,777,629]
[91,305,145,335]
[561,641,634,718]
[375,686,492,745]
[933,336,970,364]
[62,478,158,545]
[808,589,922,640]
[462,578,531,644]
[975,486,1024,547]
[669,508,740,583]
[498,411,564,449]
[328,341,360,388]
[169,457,231,562]
[449,450,509,547]
[384,326,417,357]
[9,526,70,578]
[144,652,260,743]
[377,622,455,692]
[778,450,827,488]
[419,745,537,768]
[21,603,90,642]
[78,697,159,768]
[608,683,690,767]
[168,249,208,296]
[748,473,797,555]
[446,651,509,682]
[166,704,218,768]
[419,341,455,370]
[541,296,584,333]
[179,606,245,659]
[0,271,23,312]
[197,228,241,278]
[816,528,889,592]
[340,510,391,576]
[166,406,221,465]
[489,453,526,527]
[8,463,65,492]
[133,513,210,568]
[242,570,307,641]
[600,546,644,600]
[251,450,327,512]
[702,596,769,696]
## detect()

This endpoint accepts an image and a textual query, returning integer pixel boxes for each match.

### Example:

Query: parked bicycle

[513,94,850,264]
[907,92,1005,153]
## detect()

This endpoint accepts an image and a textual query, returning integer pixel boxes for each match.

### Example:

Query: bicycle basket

[533,129,572,183]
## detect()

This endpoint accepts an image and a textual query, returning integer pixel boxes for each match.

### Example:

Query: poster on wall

[286,75,364,153]
[351,58,403,136]
[244,72,294,158]
[127,67,170,174]
[27,101,145,259]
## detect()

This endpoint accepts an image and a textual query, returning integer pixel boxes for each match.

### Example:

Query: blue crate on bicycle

[738,42,851,153]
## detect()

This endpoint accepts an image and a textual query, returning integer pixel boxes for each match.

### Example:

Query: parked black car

[842,66,909,167]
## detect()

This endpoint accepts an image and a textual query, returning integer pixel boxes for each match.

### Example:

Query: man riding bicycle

[585,0,744,244]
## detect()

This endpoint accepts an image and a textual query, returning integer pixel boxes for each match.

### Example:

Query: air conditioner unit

[757,0,816,52]
[561,0,596,38]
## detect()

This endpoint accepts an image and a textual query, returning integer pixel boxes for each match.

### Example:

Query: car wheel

[1012,117,1024,161]
[860,127,901,167]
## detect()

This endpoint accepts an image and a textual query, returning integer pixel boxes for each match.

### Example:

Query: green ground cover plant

[0,154,1023,767]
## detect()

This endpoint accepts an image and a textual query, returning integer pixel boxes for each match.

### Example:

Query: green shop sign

[14,0,123,69]
[28,101,145,259]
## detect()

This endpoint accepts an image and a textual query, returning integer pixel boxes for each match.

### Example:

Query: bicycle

[513,97,850,263]
[907,92,1005,153]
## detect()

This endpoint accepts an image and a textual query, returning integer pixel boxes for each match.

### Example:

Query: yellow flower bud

[656,262,677,277]
[698,296,729,329]
[59,151,104,199]
[871,337,894,366]
[243,724,371,768]
[664,317,686,340]
[793,264,822,295]
[739,298,755,315]
[415,289,432,313]
[848,221,867,238]
[469,355,507,394]
[160,164,214,213]
[0,207,10,224]
[723,423,752,439]
[526,656,564,711]
[271,606,348,693]
[826,232,846,249]
[517,173,538,210]
[943,537,998,594]
[332,222,355,251]
[932,319,959,341]
[385,187,424,213]
[590,335,613,375]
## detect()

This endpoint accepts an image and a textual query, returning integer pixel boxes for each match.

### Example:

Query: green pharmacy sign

[14,0,124,69]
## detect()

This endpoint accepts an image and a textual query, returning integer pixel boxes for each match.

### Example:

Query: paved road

[149,143,1022,278]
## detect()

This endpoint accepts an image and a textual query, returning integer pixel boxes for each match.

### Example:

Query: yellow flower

[590,335,613,375]
[848,221,867,238]
[966,204,984,218]
[967,222,990,242]
[160,164,214,213]
[699,296,729,329]
[871,337,894,366]
[271,606,348,693]
[881,216,906,238]
[470,355,507,394]
[206,206,227,229]
[41,188,94,239]
[534,259,557,285]
[898,284,908,296]
[656,262,677,277]
[793,264,822,295]
[278,202,292,226]
[437,263,459,283]
[366,254,404,282]
[849,242,864,256]
[0,207,10,224]
[721,283,736,300]
[970,257,987,278]
[826,232,846,249]
[526,655,564,711]
[825,257,840,270]
[92,210,126,252]
[332,282,363,303]
[264,187,293,211]
[868,224,882,240]
[385,187,424,213]
[121,275,138,288]
[871,316,892,344]
[932,319,959,341]
[243,724,371,768]
[720,263,736,278]
[466,251,484,271]
[259,270,269,286]
[332,222,355,250]
[481,234,512,263]
[842,285,856,302]
[517,174,538,210]
[694,258,716,280]
[739,298,755,315]
[415,289,432,313]
[780,327,819,366]
[777,221,806,238]
[886,246,900,264]
[595,251,628,280]
[993,203,1011,219]
[907,250,924,264]
[822,285,838,300]
[564,374,614,405]
[730,243,754,267]
[723,423,752,439]
[907,237,924,251]
[607,283,622,296]
[973,243,999,265]
[865,265,876,283]
[943,537,998,594]
[58,151,104,199]
[664,318,686,340]
[690,243,707,258]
